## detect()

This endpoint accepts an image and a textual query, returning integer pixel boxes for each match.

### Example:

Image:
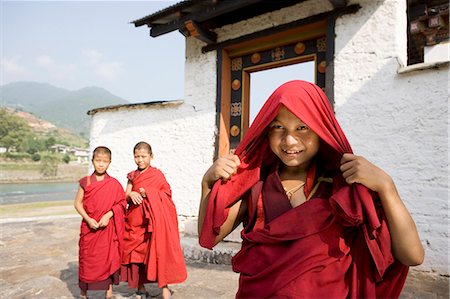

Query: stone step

[180,235,241,265]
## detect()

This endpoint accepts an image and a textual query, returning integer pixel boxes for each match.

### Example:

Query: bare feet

[161,286,172,299]
[80,290,88,299]
[105,284,113,298]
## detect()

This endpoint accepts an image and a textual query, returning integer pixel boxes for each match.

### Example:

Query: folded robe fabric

[122,167,187,288]
[199,80,408,298]
[78,174,126,284]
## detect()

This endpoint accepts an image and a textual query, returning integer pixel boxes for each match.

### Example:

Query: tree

[31,153,41,161]
[62,154,71,164]
[20,136,45,154]
[44,136,56,149]
[0,108,32,151]
[40,155,58,177]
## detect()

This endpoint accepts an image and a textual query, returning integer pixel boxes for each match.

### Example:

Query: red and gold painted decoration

[317,60,327,73]
[294,42,306,55]
[232,79,241,91]
[231,57,243,71]
[230,125,240,137]
[271,47,285,61]
[317,37,326,52]
[230,102,242,117]
[251,52,261,64]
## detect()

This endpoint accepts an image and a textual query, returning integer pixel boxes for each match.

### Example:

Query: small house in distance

[88,1,448,295]
[49,144,89,164]
[71,147,89,164]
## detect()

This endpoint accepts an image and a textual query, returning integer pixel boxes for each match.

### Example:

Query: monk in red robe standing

[121,141,187,299]
[198,80,424,298]
[74,146,126,299]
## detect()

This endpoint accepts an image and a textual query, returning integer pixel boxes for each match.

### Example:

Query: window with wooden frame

[407,0,449,65]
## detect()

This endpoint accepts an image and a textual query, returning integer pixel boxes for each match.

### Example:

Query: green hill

[0,107,87,154]
[0,82,129,137]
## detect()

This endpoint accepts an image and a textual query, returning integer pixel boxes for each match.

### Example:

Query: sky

[1,0,184,103]
[1,0,315,112]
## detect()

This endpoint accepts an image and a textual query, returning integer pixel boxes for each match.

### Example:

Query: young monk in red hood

[198,80,424,298]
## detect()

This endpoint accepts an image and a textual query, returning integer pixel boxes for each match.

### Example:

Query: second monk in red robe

[121,141,187,299]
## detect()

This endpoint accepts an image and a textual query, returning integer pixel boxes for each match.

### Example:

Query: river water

[0,182,78,205]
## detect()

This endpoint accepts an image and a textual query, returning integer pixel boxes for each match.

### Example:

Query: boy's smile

[268,106,320,171]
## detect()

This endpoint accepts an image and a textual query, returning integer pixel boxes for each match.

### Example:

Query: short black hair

[92,146,112,160]
[133,141,152,156]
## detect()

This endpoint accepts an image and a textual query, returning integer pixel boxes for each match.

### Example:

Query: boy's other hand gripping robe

[340,153,424,266]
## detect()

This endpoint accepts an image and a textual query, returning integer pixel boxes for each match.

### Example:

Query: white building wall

[90,0,448,276]
[89,102,216,232]
[185,0,449,275]
[333,0,448,275]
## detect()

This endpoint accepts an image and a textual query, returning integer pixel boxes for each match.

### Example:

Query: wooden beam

[328,0,348,8]
[149,0,262,37]
[202,4,361,53]
[183,20,217,44]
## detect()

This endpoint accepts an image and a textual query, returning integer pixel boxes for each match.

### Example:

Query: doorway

[249,61,315,125]
[216,21,328,156]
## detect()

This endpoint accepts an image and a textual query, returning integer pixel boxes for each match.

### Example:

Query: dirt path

[0,206,238,299]
[0,201,447,298]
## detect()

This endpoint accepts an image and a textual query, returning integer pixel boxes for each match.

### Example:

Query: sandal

[134,291,149,299]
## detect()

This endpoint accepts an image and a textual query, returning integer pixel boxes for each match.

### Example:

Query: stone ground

[0,203,448,299]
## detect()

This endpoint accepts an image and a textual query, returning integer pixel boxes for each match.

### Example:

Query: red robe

[199,80,408,298]
[122,167,187,288]
[78,173,126,285]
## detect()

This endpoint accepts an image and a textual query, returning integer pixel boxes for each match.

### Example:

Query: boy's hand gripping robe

[199,80,408,298]
[79,175,126,283]
[122,167,187,287]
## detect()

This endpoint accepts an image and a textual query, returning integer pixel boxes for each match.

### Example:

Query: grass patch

[0,163,41,171]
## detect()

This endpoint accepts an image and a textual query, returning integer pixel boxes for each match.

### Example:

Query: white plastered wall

[90,0,448,275]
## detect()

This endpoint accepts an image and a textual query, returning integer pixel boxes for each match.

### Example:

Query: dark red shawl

[78,173,126,283]
[199,80,408,298]
[122,167,187,287]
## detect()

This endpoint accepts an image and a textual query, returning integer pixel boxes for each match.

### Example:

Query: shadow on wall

[335,56,448,292]
[333,1,393,58]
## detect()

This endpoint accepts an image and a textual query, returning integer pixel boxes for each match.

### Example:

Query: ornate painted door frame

[216,20,329,157]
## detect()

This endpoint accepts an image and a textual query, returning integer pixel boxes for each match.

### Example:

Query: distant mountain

[0,82,70,109]
[0,81,129,137]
